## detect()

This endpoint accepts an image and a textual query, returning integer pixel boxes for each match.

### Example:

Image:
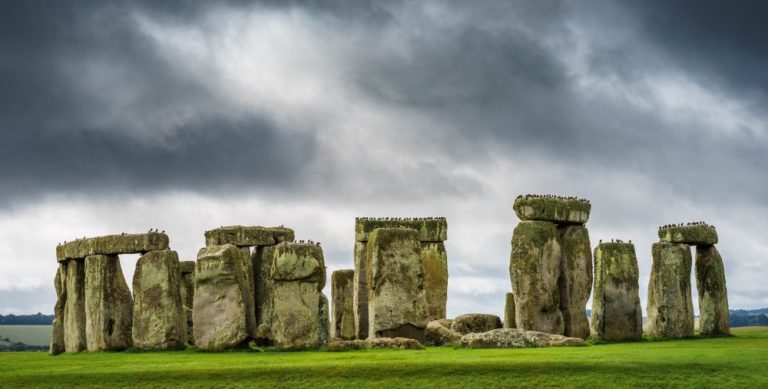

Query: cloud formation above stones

[1,0,766,315]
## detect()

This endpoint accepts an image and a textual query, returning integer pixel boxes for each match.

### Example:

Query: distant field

[0,325,51,346]
[1,327,767,388]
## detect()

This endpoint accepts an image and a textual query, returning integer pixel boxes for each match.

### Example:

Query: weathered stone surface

[57,232,169,262]
[331,270,356,340]
[132,250,186,349]
[659,224,718,245]
[194,244,249,351]
[367,337,424,350]
[353,241,369,340]
[85,255,133,351]
[696,245,730,335]
[253,245,275,329]
[63,259,86,353]
[591,243,642,341]
[558,226,592,339]
[426,320,462,345]
[204,225,294,247]
[367,228,429,343]
[513,196,590,224]
[355,218,447,242]
[50,264,67,355]
[271,243,326,286]
[504,292,516,329]
[421,242,448,321]
[179,261,195,344]
[451,314,503,334]
[647,243,694,338]
[237,247,257,339]
[458,328,586,349]
[326,339,368,351]
[509,221,563,335]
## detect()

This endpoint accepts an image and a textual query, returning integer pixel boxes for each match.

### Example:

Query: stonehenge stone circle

[57,232,169,262]
[591,242,643,341]
[695,245,730,335]
[354,217,447,340]
[331,269,356,340]
[458,328,586,349]
[659,224,718,246]
[85,254,133,351]
[451,314,503,335]
[63,259,87,352]
[647,242,694,338]
[366,227,429,343]
[509,195,593,339]
[132,250,187,350]
[179,261,195,344]
[268,242,329,349]
[193,244,250,351]
[49,264,66,355]
[504,292,516,329]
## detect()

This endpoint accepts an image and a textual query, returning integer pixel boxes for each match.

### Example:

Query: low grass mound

[2,327,767,388]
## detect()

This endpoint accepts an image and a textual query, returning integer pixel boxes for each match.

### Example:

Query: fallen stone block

[658,224,718,245]
[647,243,694,338]
[421,242,448,321]
[49,264,67,355]
[558,225,593,339]
[425,320,462,345]
[513,195,590,224]
[57,232,169,262]
[179,260,195,344]
[204,225,295,247]
[367,337,424,350]
[132,250,186,350]
[331,270,356,340]
[504,292,516,329]
[64,259,86,353]
[85,254,133,351]
[325,339,368,351]
[591,243,643,341]
[451,314,503,334]
[695,245,730,336]
[355,217,447,242]
[458,328,586,348]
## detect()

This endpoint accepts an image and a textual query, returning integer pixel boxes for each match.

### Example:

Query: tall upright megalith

[179,261,195,344]
[354,217,447,339]
[509,195,593,339]
[63,259,86,353]
[591,242,642,341]
[132,250,186,349]
[85,254,133,351]
[647,242,694,338]
[504,292,516,329]
[49,264,67,355]
[367,228,429,343]
[695,245,730,335]
[331,269,356,340]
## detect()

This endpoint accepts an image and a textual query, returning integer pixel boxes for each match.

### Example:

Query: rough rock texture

[253,245,276,329]
[179,261,195,344]
[331,270,356,340]
[647,243,694,338]
[458,328,586,348]
[353,241,369,340]
[513,197,590,224]
[367,228,429,344]
[695,245,730,335]
[63,259,86,353]
[451,314,503,334]
[591,243,642,341]
[57,232,169,262]
[326,339,368,351]
[558,226,593,339]
[355,218,447,242]
[50,264,67,355]
[509,221,564,335]
[421,242,448,321]
[204,225,295,247]
[194,244,250,351]
[367,337,424,350]
[238,247,257,338]
[85,254,133,351]
[425,320,462,345]
[504,292,516,329]
[659,225,718,245]
[132,250,186,350]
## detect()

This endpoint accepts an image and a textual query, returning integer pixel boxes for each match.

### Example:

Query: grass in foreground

[2,327,767,388]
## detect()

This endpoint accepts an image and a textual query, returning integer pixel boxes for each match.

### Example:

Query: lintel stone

[204,226,295,247]
[57,232,169,262]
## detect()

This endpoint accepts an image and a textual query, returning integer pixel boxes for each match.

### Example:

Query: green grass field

[0,325,51,346]
[2,327,767,388]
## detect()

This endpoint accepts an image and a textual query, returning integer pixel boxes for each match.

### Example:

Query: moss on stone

[271,243,325,287]
[591,243,642,341]
[558,225,592,339]
[647,243,694,338]
[355,218,447,242]
[132,250,186,350]
[57,232,169,262]
[695,245,730,336]
[84,254,133,351]
[331,270,356,340]
[658,225,718,245]
[513,197,590,224]
[204,226,295,247]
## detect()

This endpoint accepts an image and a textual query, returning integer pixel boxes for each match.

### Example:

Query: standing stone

[504,292,516,329]
[85,254,133,351]
[558,226,593,339]
[647,243,694,338]
[50,264,67,355]
[509,221,563,335]
[352,241,369,339]
[132,250,186,349]
[238,247,257,338]
[253,246,273,328]
[194,244,249,351]
[331,270,356,340]
[591,243,642,341]
[421,242,448,321]
[179,261,195,344]
[367,228,429,343]
[695,245,730,335]
[63,259,86,352]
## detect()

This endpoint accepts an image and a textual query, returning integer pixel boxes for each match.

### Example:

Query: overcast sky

[1,0,766,317]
